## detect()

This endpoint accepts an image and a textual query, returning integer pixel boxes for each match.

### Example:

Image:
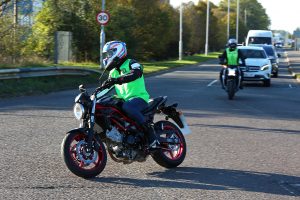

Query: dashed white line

[207,80,218,87]
[279,182,296,195]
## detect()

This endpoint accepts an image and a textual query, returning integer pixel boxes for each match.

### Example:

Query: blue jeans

[122,97,148,125]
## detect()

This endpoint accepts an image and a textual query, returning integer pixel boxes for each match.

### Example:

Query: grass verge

[0,53,219,98]
[0,74,99,98]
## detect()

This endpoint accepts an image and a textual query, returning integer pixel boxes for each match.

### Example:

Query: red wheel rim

[69,133,105,171]
[161,125,184,160]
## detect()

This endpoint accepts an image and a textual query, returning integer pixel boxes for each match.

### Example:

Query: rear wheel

[61,131,107,178]
[152,121,186,168]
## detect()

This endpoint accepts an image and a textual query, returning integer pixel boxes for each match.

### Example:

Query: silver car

[238,46,272,87]
[249,44,280,77]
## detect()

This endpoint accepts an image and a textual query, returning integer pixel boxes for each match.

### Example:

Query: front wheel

[152,121,186,168]
[227,80,235,100]
[61,131,107,178]
[263,79,271,87]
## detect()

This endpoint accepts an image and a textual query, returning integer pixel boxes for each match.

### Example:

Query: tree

[21,0,272,63]
[182,1,226,53]
[111,0,177,60]
[218,0,270,43]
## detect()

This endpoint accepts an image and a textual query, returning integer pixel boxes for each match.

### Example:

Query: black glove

[101,78,118,89]
[219,58,226,65]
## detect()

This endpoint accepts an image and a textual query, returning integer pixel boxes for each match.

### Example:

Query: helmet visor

[103,49,116,59]
[229,43,237,49]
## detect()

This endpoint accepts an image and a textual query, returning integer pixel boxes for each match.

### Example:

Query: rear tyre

[61,131,107,178]
[152,121,186,168]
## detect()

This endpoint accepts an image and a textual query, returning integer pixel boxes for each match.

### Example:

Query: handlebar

[92,85,114,99]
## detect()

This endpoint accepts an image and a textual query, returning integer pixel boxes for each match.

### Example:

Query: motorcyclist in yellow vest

[101,41,159,149]
[219,39,246,89]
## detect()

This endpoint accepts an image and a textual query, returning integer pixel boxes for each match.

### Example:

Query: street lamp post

[13,0,18,64]
[227,0,230,40]
[100,0,106,69]
[236,0,239,43]
[244,9,247,26]
[179,1,183,60]
[205,0,209,56]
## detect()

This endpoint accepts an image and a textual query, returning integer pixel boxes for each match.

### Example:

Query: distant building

[0,0,45,26]
[293,28,300,38]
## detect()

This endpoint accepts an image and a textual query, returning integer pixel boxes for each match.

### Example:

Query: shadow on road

[190,123,300,135]
[91,167,300,197]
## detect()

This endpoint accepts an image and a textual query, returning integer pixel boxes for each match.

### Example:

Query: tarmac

[284,48,300,81]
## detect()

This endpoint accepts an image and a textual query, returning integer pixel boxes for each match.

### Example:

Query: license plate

[179,114,191,135]
[244,72,255,77]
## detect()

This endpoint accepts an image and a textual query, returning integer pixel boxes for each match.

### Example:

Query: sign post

[96,7,110,69]
[179,1,182,61]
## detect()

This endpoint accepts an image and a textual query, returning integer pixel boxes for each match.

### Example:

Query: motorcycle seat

[142,96,167,114]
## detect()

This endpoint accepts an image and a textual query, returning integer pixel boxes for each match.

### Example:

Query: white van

[245,30,273,46]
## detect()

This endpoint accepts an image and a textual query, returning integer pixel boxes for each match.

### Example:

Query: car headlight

[261,64,270,71]
[73,103,85,120]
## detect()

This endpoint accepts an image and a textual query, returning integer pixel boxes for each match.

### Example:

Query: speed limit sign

[96,11,110,25]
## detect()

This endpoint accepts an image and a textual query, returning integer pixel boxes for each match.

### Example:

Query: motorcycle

[61,78,191,178]
[220,63,242,100]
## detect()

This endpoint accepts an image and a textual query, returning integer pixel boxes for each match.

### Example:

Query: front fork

[86,96,97,152]
[222,68,227,88]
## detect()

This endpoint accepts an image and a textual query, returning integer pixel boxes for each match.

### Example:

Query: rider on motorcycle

[219,39,246,89]
[101,41,159,149]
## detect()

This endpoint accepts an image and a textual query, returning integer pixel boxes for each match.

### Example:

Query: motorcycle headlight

[73,103,85,120]
[261,64,270,71]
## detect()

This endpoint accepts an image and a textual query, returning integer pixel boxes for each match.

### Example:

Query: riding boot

[141,122,160,149]
[220,71,225,89]
[239,70,244,89]
[239,82,244,89]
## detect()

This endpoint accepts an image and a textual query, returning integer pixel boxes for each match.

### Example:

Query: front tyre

[227,80,235,100]
[152,121,186,168]
[264,79,271,87]
[61,131,107,178]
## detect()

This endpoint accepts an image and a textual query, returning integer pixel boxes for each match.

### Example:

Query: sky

[170,0,299,33]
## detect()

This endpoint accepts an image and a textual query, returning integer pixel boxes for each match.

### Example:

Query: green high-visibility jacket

[226,48,239,65]
[109,59,150,102]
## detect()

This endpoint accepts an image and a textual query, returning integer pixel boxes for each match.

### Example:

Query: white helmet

[227,38,237,49]
[102,41,127,70]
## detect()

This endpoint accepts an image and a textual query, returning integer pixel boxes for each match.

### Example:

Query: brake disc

[76,140,98,165]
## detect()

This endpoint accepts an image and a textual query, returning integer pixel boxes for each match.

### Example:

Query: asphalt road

[0,51,299,200]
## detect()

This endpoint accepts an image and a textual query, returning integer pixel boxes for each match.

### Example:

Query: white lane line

[289,84,293,88]
[207,80,218,87]
[279,182,296,195]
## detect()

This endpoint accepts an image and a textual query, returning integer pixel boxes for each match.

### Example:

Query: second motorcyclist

[219,39,246,89]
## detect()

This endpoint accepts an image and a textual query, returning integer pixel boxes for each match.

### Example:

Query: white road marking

[279,182,296,195]
[207,80,218,87]
[289,84,293,88]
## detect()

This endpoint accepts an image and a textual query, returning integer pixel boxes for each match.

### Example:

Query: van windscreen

[248,37,272,45]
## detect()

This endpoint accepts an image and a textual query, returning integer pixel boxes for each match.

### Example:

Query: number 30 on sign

[96,11,110,25]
